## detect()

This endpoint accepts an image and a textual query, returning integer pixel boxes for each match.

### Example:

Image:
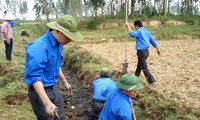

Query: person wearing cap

[125,20,160,85]
[99,74,143,120]
[24,15,83,120]
[1,13,16,61]
[2,11,15,28]
[89,67,116,120]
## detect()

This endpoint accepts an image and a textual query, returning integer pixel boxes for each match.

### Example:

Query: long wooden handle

[125,0,128,22]
[131,105,137,120]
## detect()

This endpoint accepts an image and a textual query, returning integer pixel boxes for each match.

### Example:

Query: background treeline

[0,0,200,22]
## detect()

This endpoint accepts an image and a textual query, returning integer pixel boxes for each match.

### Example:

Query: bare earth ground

[80,39,200,109]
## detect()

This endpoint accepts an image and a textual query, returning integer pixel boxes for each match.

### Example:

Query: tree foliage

[33,0,55,22]
[19,0,28,19]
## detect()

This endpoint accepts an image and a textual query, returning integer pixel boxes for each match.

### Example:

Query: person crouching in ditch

[89,67,116,120]
[24,15,83,120]
[99,74,143,120]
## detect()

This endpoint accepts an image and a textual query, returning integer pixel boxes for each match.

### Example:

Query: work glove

[45,102,60,119]
[63,81,72,94]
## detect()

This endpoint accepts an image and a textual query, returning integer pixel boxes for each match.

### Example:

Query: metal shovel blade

[122,62,128,74]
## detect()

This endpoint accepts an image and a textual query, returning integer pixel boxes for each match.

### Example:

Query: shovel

[122,0,128,75]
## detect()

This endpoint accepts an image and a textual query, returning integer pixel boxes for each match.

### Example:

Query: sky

[0,0,36,20]
[26,0,36,20]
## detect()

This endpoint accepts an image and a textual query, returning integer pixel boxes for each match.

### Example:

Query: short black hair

[134,20,143,27]
[4,11,7,14]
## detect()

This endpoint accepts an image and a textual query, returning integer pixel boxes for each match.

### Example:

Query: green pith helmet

[100,67,110,77]
[47,15,84,42]
[116,74,143,91]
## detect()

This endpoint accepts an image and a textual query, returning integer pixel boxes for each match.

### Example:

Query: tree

[130,0,136,17]
[0,1,2,13]
[33,0,55,22]
[79,0,83,22]
[62,0,83,18]
[163,0,167,17]
[88,0,106,17]
[4,0,20,16]
[141,0,146,16]
[63,0,72,15]
[19,0,28,20]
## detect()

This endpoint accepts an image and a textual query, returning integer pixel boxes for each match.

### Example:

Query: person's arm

[125,21,132,33]
[59,67,72,94]
[2,23,10,44]
[155,46,160,55]
[125,21,138,38]
[3,32,10,44]
[149,33,160,55]
[33,81,59,119]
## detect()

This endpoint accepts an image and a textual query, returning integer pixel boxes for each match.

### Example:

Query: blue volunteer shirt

[101,85,117,99]
[24,30,63,87]
[99,88,133,120]
[92,77,116,100]
[129,27,158,50]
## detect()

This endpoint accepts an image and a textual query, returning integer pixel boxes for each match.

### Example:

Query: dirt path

[80,40,200,109]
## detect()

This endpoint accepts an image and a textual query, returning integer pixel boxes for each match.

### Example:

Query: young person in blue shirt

[99,74,143,120]
[125,20,160,84]
[24,15,83,120]
[89,67,116,120]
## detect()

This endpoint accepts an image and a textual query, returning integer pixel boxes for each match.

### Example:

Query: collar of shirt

[118,88,132,105]
[47,29,60,47]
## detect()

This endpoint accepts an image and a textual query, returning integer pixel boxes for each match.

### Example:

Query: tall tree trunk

[110,0,114,16]
[168,0,170,14]
[44,0,50,22]
[158,0,164,16]
[69,0,72,15]
[130,0,136,18]
[177,0,180,14]
[79,0,82,22]
[153,0,157,15]
[141,0,146,16]
[184,0,188,15]
[163,0,167,17]
[95,6,97,17]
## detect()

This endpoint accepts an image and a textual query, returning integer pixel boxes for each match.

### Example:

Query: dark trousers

[135,49,156,84]
[4,38,13,61]
[28,85,65,120]
[88,101,104,120]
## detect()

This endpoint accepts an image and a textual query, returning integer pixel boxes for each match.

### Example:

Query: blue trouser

[28,85,65,120]
[4,38,13,61]
[135,49,156,84]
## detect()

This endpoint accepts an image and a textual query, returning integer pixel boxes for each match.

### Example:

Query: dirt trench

[60,68,92,120]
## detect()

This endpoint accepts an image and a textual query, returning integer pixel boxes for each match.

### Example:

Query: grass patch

[63,44,111,72]
[82,25,200,42]
[148,25,200,40]
[0,102,35,120]
[0,80,26,100]
[136,92,199,120]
